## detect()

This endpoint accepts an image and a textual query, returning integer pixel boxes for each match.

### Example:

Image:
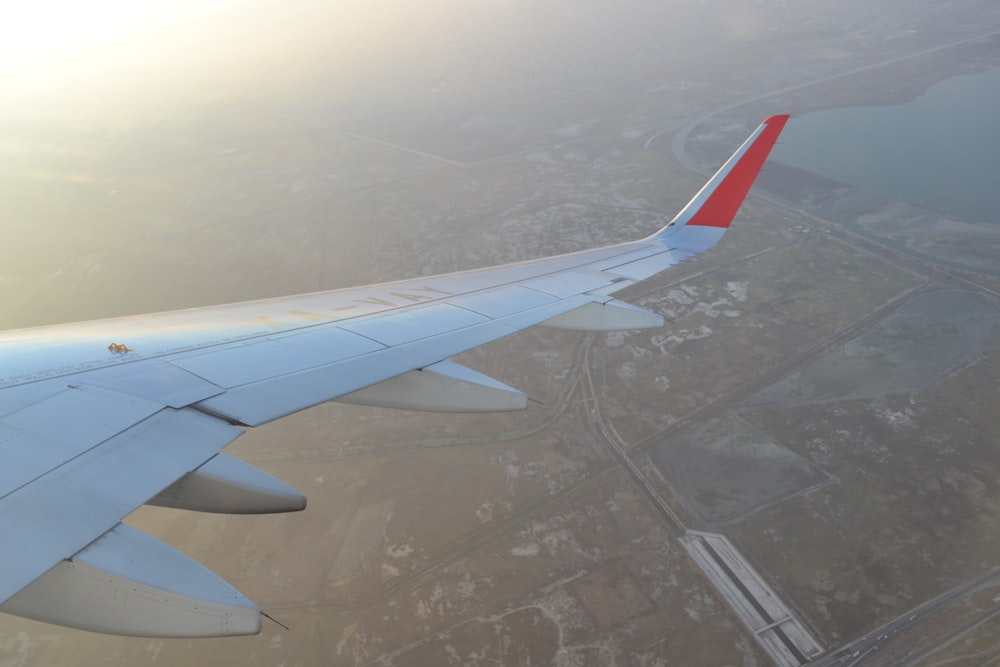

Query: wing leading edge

[0,115,789,636]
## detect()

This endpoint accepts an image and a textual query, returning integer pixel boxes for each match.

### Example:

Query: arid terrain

[3,1,1000,665]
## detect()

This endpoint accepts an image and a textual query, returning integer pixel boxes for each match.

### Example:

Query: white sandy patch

[617,361,638,381]
[605,331,626,348]
[725,280,748,302]
[386,544,414,558]
[511,543,541,557]
[666,288,694,305]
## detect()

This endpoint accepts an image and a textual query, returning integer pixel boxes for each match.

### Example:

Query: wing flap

[86,362,224,408]
[0,406,242,603]
[0,386,163,498]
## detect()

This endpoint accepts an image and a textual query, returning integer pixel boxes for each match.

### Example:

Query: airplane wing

[0,115,789,637]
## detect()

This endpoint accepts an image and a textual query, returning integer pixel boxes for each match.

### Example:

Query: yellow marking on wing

[291,310,333,322]
[353,296,396,307]
[413,286,452,296]
[391,292,435,303]
[240,316,284,330]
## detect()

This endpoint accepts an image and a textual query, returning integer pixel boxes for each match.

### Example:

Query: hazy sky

[0,0,788,113]
[0,1,242,97]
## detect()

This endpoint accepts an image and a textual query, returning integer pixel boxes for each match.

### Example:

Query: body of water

[770,67,1000,224]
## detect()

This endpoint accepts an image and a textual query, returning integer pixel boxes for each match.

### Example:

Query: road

[813,565,1000,666]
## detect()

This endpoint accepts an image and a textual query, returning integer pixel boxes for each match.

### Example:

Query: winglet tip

[661,113,791,232]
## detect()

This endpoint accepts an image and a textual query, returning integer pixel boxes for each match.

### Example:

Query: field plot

[748,289,1000,406]
[592,234,922,444]
[730,291,1000,645]
[650,416,829,525]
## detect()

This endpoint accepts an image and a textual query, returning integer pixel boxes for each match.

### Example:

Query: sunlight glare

[0,0,241,88]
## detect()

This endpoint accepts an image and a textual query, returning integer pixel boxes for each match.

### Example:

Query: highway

[813,565,1000,666]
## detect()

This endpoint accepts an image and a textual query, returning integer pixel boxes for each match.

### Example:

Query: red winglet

[680,114,789,228]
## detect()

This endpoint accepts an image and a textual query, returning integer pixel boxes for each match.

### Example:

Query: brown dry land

[3,2,1000,666]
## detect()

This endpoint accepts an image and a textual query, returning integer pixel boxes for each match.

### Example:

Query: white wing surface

[0,115,789,637]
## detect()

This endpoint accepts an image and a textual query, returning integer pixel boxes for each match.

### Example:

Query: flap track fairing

[148,453,306,514]
[539,298,663,331]
[338,360,527,412]
[0,524,260,637]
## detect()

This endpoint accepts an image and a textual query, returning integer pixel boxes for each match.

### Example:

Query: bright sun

[0,0,241,91]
